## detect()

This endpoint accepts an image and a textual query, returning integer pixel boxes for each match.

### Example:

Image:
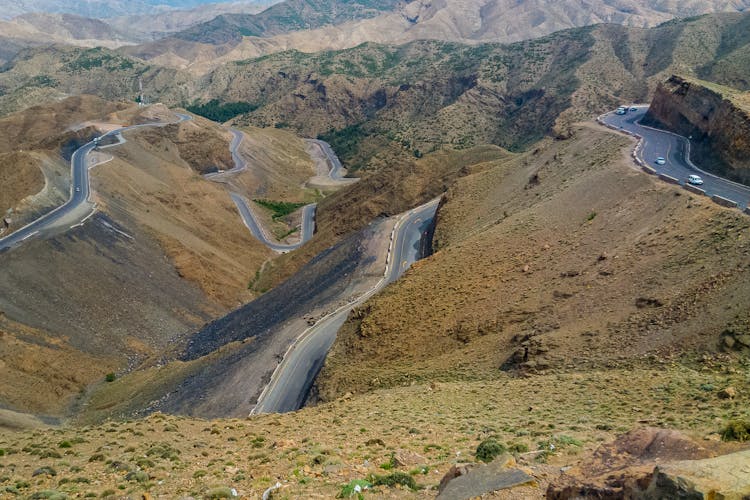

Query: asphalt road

[602,106,750,209]
[307,139,347,180]
[208,128,317,253]
[252,198,440,414]
[0,113,191,252]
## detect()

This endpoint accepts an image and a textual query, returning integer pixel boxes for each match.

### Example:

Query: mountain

[124,0,750,73]
[2,12,749,162]
[0,13,143,47]
[0,0,238,20]
[106,0,281,40]
[122,0,404,63]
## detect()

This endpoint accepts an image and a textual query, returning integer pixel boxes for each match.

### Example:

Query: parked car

[687,174,704,185]
[630,107,638,112]
[655,157,666,165]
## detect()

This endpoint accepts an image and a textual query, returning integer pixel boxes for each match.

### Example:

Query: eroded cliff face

[644,75,750,185]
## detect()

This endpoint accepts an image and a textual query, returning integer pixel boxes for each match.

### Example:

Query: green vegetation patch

[475,438,506,463]
[253,199,306,219]
[65,48,135,72]
[721,418,750,442]
[186,100,258,123]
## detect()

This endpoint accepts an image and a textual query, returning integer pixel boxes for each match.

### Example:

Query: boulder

[547,427,713,499]
[643,449,750,499]
[393,450,427,467]
[718,386,737,399]
[437,455,534,500]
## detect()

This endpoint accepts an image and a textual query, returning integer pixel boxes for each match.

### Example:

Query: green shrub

[253,199,306,219]
[205,486,235,499]
[721,419,750,442]
[369,471,417,490]
[475,438,506,463]
[186,100,257,122]
[105,373,116,383]
[338,479,371,499]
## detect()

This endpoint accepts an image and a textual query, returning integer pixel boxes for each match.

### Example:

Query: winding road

[205,130,351,253]
[252,198,440,414]
[601,106,750,209]
[0,113,191,252]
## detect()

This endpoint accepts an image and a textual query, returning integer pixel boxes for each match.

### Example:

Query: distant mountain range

[122,0,750,74]
[0,0,272,20]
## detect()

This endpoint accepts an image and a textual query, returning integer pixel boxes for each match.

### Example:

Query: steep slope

[316,122,750,401]
[0,127,748,499]
[0,98,322,420]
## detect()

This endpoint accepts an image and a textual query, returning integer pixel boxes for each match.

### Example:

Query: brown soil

[0,151,44,217]
[252,145,509,292]
[0,313,116,419]
[0,365,747,498]
[316,122,750,400]
[93,127,271,309]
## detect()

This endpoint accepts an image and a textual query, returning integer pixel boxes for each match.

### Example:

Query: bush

[253,199,306,219]
[475,438,506,463]
[105,373,116,383]
[369,471,417,490]
[186,100,257,122]
[721,419,750,442]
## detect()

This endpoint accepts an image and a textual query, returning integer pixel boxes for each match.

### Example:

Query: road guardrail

[658,173,680,185]
[711,195,738,208]
[683,184,706,196]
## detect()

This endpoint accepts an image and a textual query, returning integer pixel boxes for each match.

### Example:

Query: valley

[0,2,749,499]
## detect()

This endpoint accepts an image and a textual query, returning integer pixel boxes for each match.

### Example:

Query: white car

[75,187,80,192]
[655,157,666,165]
[687,175,704,185]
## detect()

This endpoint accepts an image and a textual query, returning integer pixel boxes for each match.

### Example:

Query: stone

[437,456,534,500]
[393,450,427,467]
[718,386,737,399]
[643,449,750,499]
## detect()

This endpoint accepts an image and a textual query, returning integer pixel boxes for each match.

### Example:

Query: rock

[393,450,427,467]
[547,427,713,499]
[522,264,530,273]
[643,449,750,499]
[437,458,535,500]
[718,386,737,399]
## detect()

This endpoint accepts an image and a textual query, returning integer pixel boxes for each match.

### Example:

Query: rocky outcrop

[644,75,750,185]
[547,427,714,498]
[644,450,750,499]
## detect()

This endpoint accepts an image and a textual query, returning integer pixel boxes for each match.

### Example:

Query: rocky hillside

[315,121,750,404]
[644,75,750,184]
[2,13,749,153]
[0,97,318,423]
[122,0,750,73]
[1,121,749,500]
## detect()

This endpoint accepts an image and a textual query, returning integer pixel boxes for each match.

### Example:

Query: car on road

[687,175,704,185]
[75,187,80,192]
[655,157,666,165]
[630,107,638,112]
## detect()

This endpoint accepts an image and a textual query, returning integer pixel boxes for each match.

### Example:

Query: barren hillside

[315,122,750,402]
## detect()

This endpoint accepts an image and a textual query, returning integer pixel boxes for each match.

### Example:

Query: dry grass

[317,124,750,400]
[0,365,747,498]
